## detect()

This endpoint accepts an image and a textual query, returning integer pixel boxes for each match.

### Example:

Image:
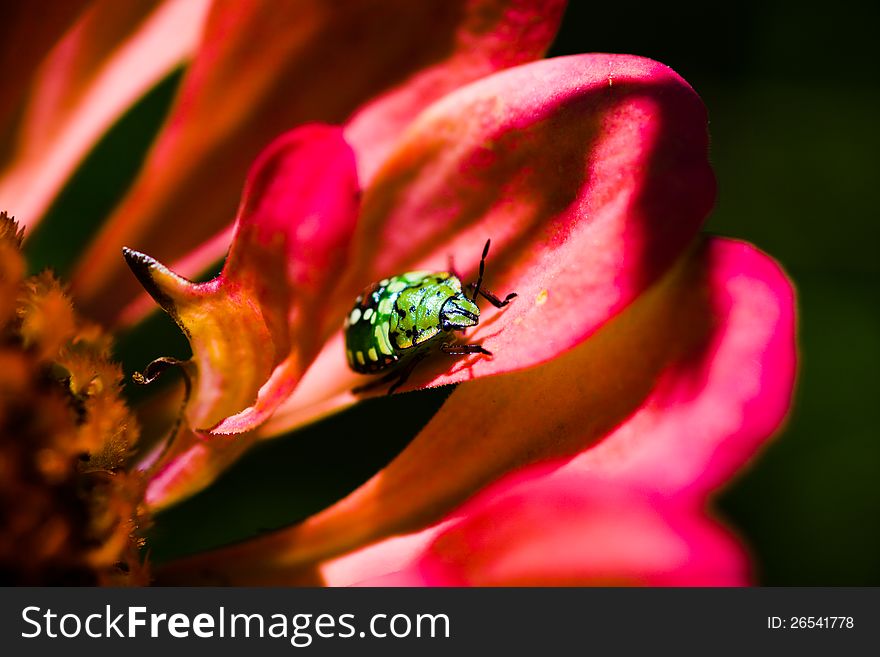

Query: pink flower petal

[0,0,209,229]
[566,237,798,496]
[347,469,749,586]
[143,428,257,510]
[263,53,715,431]
[124,125,359,434]
[154,237,796,584]
[72,0,566,323]
[344,0,567,185]
[322,54,716,389]
[337,234,797,586]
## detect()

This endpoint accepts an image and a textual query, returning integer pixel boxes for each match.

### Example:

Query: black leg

[468,283,517,308]
[387,354,425,394]
[352,352,428,395]
[471,239,490,302]
[468,238,517,308]
[441,343,493,357]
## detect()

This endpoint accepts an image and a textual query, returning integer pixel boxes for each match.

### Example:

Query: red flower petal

[154,238,796,584]
[72,0,566,323]
[125,125,358,434]
[344,0,567,185]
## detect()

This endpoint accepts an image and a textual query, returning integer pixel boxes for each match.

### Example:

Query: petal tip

[122,246,195,319]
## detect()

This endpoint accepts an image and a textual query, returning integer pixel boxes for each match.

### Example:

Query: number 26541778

[767,616,854,629]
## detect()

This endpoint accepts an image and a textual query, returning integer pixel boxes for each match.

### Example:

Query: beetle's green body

[344,270,480,374]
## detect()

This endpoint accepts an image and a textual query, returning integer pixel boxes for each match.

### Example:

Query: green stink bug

[344,239,516,393]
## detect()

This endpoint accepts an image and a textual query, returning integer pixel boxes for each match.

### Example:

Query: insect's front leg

[467,283,517,308]
[468,239,517,308]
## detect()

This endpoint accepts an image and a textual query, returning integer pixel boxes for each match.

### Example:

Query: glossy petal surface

[568,237,797,495]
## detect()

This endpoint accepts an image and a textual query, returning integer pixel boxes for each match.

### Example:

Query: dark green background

[24,2,879,584]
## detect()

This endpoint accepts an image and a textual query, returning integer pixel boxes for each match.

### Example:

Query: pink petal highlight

[321,522,453,587]
[568,238,798,496]
[0,0,210,229]
[350,469,749,586]
[143,430,257,510]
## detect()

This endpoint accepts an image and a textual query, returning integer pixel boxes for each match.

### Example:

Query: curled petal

[72,0,566,323]
[0,0,209,229]
[340,469,749,586]
[125,125,359,434]
[567,237,798,495]
[336,54,715,380]
[155,237,796,584]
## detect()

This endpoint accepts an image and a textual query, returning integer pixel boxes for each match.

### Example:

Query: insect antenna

[472,239,491,302]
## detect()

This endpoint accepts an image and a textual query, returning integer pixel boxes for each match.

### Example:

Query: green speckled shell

[344,271,469,374]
